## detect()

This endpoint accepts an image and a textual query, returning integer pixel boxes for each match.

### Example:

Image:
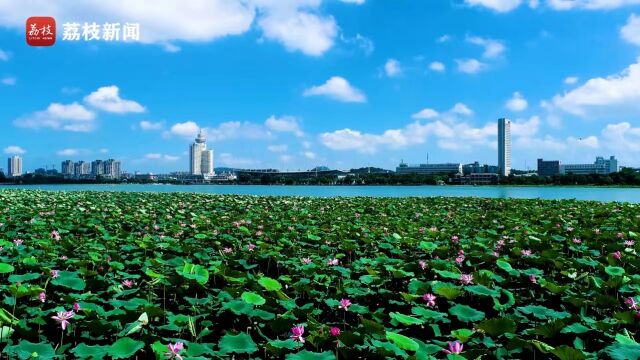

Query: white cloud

[279,154,294,163]
[564,76,579,85]
[303,151,317,159]
[551,57,640,116]
[450,103,474,116]
[601,122,640,152]
[412,108,440,119]
[621,14,640,46]
[145,153,179,161]
[268,144,289,152]
[506,91,528,112]
[168,120,271,141]
[303,76,366,103]
[464,0,523,12]
[384,58,402,77]
[99,148,109,154]
[456,58,487,74]
[265,115,303,136]
[567,135,600,148]
[429,61,446,72]
[1,77,16,85]
[139,120,164,131]
[219,153,258,167]
[437,34,451,43]
[319,107,497,154]
[169,121,199,138]
[341,33,374,55]
[3,146,26,155]
[466,35,506,58]
[258,9,337,56]
[56,148,81,156]
[14,102,96,132]
[547,0,640,10]
[340,0,365,4]
[0,49,9,61]
[84,86,145,114]
[510,116,540,136]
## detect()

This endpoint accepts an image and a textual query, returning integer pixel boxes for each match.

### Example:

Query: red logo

[26,17,56,46]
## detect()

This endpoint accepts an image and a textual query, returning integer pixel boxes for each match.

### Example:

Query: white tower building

[498,118,511,177]
[190,130,214,176]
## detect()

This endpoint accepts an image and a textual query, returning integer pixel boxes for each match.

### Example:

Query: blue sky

[1,0,640,173]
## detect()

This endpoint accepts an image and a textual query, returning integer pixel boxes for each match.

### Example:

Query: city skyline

[2,1,640,173]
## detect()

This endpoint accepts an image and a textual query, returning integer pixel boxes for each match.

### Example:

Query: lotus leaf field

[1,190,640,359]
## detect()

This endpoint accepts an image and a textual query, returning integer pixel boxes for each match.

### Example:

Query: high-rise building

[91,160,105,176]
[396,161,463,175]
[61,160,75,176]
[103,159,122,179]
[201,149,214,176]
[498,118,511,176]
[74,161,90,176]
[190,130,215,176]
[7,156,22,177]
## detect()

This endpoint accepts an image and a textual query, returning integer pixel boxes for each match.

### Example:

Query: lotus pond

[0,190,639,359]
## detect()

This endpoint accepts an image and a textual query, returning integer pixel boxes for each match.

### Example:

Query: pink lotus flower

[256,231,263,236]
[122,280,134,288]
[247,243,256,251]
[73,302,81,312]
[625,240,635,247]
[301,257,312,264]
[50,269,59,278]
[419,260,427,270]
[612,251,622,260]
[492,251,500,257]
[291,325,305,343]
[223,247,233,254]
[13,239,23,246]
[572,238,582,244]
[52,310,75,330]
[355,213,361,219]
[339,298,352,311]
[330,327,341,337]
[625,297,638,310]
[327,258,339,266]
[165,342,184,360]
[521,249,532,257]
[419,227,425,234]
[430,226,438,232]
[459,274,473,285]
[455,255,465,265]
[529,274,537,284]
[39,292,46,303]
[50,230,61,241]
[422,293,437,307]
[451,235,459,244]
[617,232,625,238]
[443,341,463,354]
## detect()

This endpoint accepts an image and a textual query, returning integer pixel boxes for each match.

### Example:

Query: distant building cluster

[61,159,122,179]
[538,156,618,176]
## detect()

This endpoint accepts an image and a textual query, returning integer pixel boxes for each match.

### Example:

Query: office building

[190,130,215,176]
[498,118,511,176]
[463,162,500,175]
[537,159,560,177]
[7,156,22,177]
[61,160,75,176]
[396,161,463,175]
[560,156,618,175]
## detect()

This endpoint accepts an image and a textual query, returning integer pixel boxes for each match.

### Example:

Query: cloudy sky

[1,0,640,173]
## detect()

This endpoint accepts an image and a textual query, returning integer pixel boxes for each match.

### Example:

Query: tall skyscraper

[498,118,511,177]
[7,156,22,177]
[190,130,215,176]
[103,159,122,179]
[61,160,75,176]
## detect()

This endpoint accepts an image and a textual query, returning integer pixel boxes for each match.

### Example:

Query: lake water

[1,184,640,202]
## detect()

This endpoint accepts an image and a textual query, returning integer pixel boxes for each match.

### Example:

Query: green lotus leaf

[385,331,419,352]
[219,333,258,354]
[449,304,486,322]
[258,276,283,291]
[241,291,266,306]
[476,317,517,337]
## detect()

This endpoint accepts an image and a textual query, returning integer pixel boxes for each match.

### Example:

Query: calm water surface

[2,184,640,203]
